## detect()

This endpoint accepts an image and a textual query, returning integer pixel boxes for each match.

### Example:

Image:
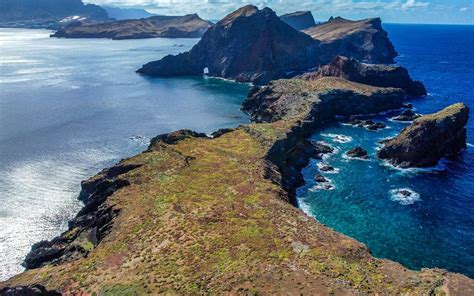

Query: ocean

[0,29,250,280]
[0,24,473,281]
[297,24,474,278]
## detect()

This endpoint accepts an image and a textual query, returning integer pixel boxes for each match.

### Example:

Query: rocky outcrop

[51,14,212,39]
[0,0,109,29]
[299,56,427,96]
[137,6,398,84]
[242,77,405,123]
[304,17,397,64]
[24,161,142,269]
[0,284,60,295]
[392,109,421,121]
[137,5,322,85]
[346,146,369,159]
[279,11,316,30]
[378,103,469,167]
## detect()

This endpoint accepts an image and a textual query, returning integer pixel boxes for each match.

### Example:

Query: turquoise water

[298,24,474,277]
[0,29,250,280]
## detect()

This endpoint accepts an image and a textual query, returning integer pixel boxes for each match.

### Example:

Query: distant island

[51,14,212,40]
[102,6,156,20]
[0,0,109,29]
[2,5,472,295]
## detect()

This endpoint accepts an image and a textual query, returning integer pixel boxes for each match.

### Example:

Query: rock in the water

[299,56,426,96]
[303,18,397,64]
[242,77,405,123]
[280,11,316,30]
[346,147,369,159]
[51,14,212,39]
[314,174,329,183]
[392,109,421,121]
[346,116,386,131]
[378,103,469,167]
[0,284,60,296]
[319,164,335,172]
[311,141,335,155]
[137,6,398,84]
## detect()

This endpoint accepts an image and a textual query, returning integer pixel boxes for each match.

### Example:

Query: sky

[87,0,474,24]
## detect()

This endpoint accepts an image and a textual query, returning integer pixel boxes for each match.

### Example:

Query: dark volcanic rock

[303,18,397,64]
[279,11,316,30]
[137,6,398,84]
[311,141,334,155]
[314,174,328,183]
[392,109,421,121]
[319,164,335,172]
[378,103,469,167]
[52,14,212,39]
[24,161,142,269]
[148,129,208,149]
[0,284,60,296]
[0,0,109,29]
[242,77,405,123]
[346,116,386,131]
[346,147,369,159]
[137,5,322,85]
[299,56,427,96]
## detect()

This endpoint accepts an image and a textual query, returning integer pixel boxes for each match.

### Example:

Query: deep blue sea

[298,24,474,277]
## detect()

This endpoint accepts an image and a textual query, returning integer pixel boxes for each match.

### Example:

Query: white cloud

[401,0,429,10]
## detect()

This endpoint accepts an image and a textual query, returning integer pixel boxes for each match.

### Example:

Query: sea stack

[280,11,316,30]
[378,103,469,167]
[299,56,427,96]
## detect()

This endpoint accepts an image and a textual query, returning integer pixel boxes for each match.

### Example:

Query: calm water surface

[298,24,474,277]
[0,29,250,280]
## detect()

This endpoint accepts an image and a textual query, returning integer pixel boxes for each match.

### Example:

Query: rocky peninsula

[51,14,212,40]
[1,5,473,295]
[137,6,397,84]
[379,103,469,167]
[279,11,316,30]
[2,75,473,294]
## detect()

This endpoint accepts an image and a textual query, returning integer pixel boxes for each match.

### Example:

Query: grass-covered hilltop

[1,5,472,295]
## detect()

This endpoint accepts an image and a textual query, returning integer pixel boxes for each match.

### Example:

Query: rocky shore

[51,14,212,40]
[379,103,469,167]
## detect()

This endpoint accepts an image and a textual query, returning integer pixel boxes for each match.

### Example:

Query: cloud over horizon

[86,0,473,24]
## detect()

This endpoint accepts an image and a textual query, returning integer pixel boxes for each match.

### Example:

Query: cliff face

[299,55,427,96]
[137,6,397,84]
[279,11,316,30]
[304,17,397,64]
[242,77,405,123]
[0,0,109,28]
[137,5,322,85]
[51,14,212,40]
[378,103,469,167]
